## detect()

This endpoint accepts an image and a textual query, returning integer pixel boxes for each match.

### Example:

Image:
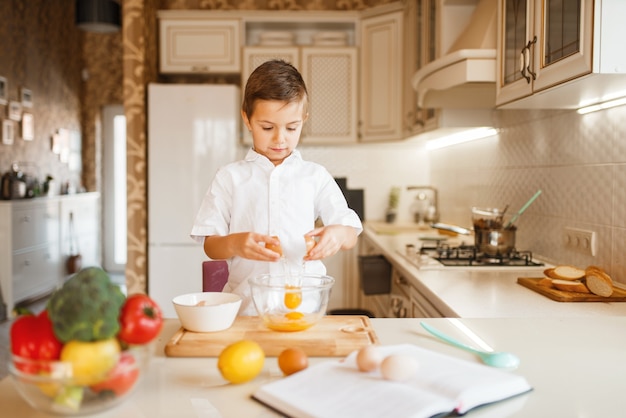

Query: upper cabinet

[242,43,358,144]
[360,1,418,142]
[158,4,415,143]
[159,15,241,74]
[496,0,626,109]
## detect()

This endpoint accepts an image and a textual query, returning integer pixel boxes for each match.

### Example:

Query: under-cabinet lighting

[577,96,626,114]
[426,127,498,150]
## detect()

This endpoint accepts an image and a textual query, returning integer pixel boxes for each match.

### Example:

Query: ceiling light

[577,96,626,115]
[76,0,121,33]
[426,127,498,150]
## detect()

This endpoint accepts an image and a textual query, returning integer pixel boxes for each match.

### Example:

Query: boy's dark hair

[242,59,309,118]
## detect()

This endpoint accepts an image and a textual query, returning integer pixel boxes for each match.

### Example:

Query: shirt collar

[245,148,302,166]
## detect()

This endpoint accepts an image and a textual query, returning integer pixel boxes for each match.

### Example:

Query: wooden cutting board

[164,315,379,357]
[518,277,626,302]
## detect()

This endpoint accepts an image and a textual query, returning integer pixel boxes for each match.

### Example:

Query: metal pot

[472,207,517,256]
[474,227,516,256]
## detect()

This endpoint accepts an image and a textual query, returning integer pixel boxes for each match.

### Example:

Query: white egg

[356,345,383,372]
[380,354,419,381]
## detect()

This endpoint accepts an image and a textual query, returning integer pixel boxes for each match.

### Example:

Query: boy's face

[242,99,307,166]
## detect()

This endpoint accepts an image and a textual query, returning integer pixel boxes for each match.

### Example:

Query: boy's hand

[204,233,282,261]
[303,225,358,261]
[232,232,283,261]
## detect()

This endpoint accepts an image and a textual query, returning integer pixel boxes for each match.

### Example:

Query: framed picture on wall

[21,112,34,141]
[3,120,15,145]
[21,88,33,108]
[8,101,22,121]
[0,76,7,105]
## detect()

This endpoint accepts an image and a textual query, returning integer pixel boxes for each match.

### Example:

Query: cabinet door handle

[524,36,537,82]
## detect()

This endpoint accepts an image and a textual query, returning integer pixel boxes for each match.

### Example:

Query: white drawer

[12,203,60,250]
[13,243,62,302]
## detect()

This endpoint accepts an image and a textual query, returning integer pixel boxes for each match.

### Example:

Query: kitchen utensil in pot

[505,189,542,228]
[420,322,520,369]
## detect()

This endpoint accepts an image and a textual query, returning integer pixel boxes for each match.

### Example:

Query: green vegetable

[47,267,125,343]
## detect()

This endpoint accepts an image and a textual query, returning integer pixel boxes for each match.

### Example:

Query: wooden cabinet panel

[242,46,358,144]
[360,11,403,141]
[159,19,241,74]
[300,48,358,144]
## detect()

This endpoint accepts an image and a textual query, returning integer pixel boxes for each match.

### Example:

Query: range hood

[412,0,497,109]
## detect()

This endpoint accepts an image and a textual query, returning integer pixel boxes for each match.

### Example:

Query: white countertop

[362,222,626,317]
[2,317,625,417]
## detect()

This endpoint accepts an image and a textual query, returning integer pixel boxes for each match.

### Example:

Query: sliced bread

[551,265,586,280]
[551,279,590,293]
[585,266,614,297]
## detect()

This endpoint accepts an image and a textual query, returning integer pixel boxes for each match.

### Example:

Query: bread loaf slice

[551,279,590,293]
[585,266,614,297]
[551,265,586,280]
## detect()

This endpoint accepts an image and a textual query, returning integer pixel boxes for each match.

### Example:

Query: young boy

[191,59,362,315]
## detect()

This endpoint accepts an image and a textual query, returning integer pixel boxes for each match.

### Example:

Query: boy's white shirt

[191,148,362,315]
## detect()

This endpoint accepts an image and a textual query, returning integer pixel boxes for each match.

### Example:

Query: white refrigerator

[147,84,242,317]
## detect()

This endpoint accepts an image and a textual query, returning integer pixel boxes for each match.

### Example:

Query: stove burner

[420,242,544,267]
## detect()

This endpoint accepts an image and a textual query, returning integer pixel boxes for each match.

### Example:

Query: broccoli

[47,267,125,343]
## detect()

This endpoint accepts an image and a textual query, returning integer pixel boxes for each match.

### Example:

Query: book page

[253,344,532,418]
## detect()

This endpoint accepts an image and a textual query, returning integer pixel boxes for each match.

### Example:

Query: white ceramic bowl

[172,292,242,332]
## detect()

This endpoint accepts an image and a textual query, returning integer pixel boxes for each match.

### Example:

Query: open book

[253,344,532,418]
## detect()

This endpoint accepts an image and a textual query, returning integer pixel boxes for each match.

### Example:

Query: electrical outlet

[563,227,596,256]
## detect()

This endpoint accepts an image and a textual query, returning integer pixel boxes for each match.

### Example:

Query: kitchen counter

[2,317,626,417]
[362,222,626,317]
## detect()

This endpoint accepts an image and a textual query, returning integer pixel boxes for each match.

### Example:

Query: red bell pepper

[10,310,63,373]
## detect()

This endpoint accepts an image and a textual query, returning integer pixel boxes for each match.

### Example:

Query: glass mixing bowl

[249,273,335,332]
[8,344,151,415]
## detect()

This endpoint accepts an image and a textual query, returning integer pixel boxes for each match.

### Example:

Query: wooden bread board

[165,315,378,358]
[518,277,626,302]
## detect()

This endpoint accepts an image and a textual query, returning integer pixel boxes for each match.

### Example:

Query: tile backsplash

[429,106,626,284]
[303,105,626,284]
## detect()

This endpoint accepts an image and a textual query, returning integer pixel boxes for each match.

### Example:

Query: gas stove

[400,241,545,271]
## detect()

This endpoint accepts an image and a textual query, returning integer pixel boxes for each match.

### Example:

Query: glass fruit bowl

[250,273,335,332]
[8,343,151,415]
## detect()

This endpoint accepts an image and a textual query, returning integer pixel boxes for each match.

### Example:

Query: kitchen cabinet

[242,46,358,144]
[10,200,61,304]
[0,193,101,319]
[496,0,626,109]
[360,1,419,142]
[158,15,241,74]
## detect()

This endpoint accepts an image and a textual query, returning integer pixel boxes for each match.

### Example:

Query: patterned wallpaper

[0,0,83,193]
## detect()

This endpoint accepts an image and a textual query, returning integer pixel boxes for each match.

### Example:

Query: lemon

[217,340,265,384]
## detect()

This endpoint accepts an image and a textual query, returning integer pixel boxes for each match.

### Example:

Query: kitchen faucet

[407,186,439,223]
